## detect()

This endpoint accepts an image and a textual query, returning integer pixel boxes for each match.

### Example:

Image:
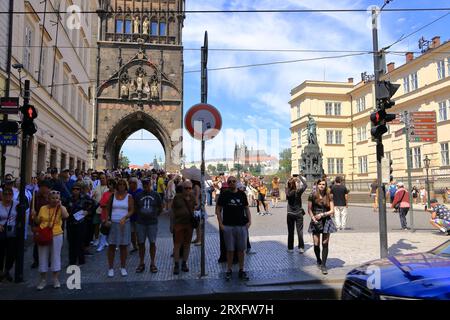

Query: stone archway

[97,110,181,171]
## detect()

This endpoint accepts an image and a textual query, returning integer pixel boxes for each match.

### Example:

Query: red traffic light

[23,105,37,120]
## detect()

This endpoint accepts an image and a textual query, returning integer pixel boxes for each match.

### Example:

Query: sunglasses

[184,187,192,190]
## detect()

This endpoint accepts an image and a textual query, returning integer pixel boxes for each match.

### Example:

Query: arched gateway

[93,0,185,171]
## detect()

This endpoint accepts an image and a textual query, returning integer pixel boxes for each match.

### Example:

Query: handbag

[394,191,406,210]
[34,206,59,246]
[0,204,14,240]
[100,194,114,235]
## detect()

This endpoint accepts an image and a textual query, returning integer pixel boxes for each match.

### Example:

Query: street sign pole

[15,80,31,283]
[372,8,388,259]
[403,111,414,231]
[200,31,208,278]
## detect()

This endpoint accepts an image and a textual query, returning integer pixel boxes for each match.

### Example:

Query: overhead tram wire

[0,51,373,94]
[382,10,450,50]
[1,7,450,14]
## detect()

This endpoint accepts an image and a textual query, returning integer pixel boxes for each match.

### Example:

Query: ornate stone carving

[150,76,159,99]
[133,16,140,34]
[143,17,149,34]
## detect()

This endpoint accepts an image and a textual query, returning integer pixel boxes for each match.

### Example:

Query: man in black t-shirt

[330,176,349,230]
[216,176,251,281]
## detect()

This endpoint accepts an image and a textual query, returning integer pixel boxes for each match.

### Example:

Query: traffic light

[371,81,400,140]
[20,104,37,136]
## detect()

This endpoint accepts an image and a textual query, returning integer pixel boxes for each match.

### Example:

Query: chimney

[431,36,441,48]
[387,62,395,73]
[405,52,414,63]
[348,77,353,83]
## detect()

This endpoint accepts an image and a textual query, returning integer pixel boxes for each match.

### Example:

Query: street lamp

[424,155,431,208]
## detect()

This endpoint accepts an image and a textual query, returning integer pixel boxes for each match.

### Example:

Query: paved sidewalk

[0,225,446,299]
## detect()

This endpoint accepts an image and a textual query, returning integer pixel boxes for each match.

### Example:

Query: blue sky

[121,0,450,165]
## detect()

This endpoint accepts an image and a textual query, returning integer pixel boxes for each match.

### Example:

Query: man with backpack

[387,181,398,211]
[134,178,162,274]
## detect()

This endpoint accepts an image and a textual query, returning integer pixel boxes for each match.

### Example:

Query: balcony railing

[105,33,177,45]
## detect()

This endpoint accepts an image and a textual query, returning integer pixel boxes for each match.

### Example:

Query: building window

[356,97,366,113]
[296,105,301,119]
[409,147,422,169]
[151,21,158,36]
[116,20,124,33]
[336,158,344,174]
[326,130,333,144]
[63,73,69,111]
[23,25,33,72]
[439,101,448,121]
[39,47,47,85]
[438,60,446,80]
[325,102,333,115]
[357,126,367,142]
[160,22,166,36]
[442,143,450,166]
[334,103,341,116]
[403,76,410,93]
[53,61,60,102]
[297,130,301,145]
[358,156,368,174]
[335,131,342,144]
[411,72,418,91]
[125,19,132,34]
[327,158,335,174]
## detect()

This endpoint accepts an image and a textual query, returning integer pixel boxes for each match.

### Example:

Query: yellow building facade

[290,36,450,191]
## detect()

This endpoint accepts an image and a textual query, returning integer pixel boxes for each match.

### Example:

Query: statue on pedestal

[142,17,149,35]
[134,16,140,34]
[307,114,318,145]
[150,79,159,99]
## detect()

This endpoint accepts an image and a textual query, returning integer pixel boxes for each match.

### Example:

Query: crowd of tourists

[0,167,449,289]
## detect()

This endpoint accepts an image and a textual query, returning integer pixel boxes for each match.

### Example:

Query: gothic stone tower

[94,0,185,171]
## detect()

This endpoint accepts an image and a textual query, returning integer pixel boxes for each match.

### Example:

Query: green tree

[216,163,226,173]
[118,151,130,169]
[279,148,292,177]
[207,164,217,175]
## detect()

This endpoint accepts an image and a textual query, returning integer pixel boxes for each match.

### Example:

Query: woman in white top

[0,188,19,281]
[105,179,134,277]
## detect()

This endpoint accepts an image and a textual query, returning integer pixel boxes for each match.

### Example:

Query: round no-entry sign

[185,103,222,141]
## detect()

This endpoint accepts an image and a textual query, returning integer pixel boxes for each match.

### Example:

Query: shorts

[370,193,376,199]
[136,223,158,244]
[223,225,248,252]
[173,224,193,245]
[433,219,450,230]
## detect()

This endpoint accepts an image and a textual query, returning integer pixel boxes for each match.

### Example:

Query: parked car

[342,240,450,300]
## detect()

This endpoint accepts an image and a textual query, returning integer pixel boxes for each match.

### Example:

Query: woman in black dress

[308,178,336,275]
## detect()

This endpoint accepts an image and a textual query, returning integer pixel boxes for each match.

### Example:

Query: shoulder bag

[0,204,14,240]
[100,194,114,235]
[34,206,59,246]
[394,191,407,210]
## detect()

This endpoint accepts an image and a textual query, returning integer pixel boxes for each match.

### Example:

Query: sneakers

[265,212,272,216]
[238,270,250,281]
[287,249,294,253]
[53,279,61,289]
[37,279,47,291]
[92,239,99,246]
[96,244,106,252]
[181,262,189,272]
[246,248,256,254]
[173,263,180,275]
[107,269,114,278]
[321,265,328,275]
[298,248,305,254]
[440,227,447,233]
[120,268,128,277]
[225,270,232,281]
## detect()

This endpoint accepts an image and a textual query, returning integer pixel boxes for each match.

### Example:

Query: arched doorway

[120,129,165,169]
[101,111,179,170]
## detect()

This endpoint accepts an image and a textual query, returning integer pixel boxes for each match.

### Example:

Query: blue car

[342,240,450,300]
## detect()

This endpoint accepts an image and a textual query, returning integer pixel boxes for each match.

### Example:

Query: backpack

[389,185,397,197]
